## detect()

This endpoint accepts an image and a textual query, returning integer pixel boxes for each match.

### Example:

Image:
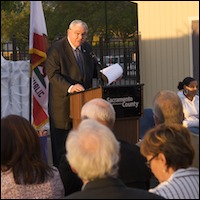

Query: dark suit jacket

[45,37,97,129]
[58,139,151,195]
[117,139,151,189]
[58,154,83,195]
[63,177,164,199]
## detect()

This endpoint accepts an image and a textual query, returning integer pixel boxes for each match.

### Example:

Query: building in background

[133,1,199,108]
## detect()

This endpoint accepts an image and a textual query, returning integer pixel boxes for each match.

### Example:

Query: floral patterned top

[1,166,65,199]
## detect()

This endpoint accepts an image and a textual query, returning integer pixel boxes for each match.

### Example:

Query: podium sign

[102,85,142,118]
[70,84,144,144]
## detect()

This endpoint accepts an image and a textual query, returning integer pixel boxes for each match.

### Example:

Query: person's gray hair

[69,19,88,33]
[153,90,184,125]
[66,119,120,181]
[81,98,116,130]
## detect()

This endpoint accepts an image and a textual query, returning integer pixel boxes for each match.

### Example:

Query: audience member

[140,123,199,199]
[152,90,199,168]
[81,98,151,188]
[152,90,184,125]
[59,98,151,195]
[138,89,199,189]
[177,77,199,135]
[1,115,65,199]
[137,90,184,147]
[64,119,164,199]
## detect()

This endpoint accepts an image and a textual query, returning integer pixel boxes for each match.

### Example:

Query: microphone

[90,52,102,68]
[90,52,104,86]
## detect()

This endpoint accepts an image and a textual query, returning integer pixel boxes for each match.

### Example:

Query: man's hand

[71,84,85,93]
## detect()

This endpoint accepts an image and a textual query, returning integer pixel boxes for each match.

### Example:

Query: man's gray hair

[66,119,120,181]
[153,90,184,125]
[69,19,88,32]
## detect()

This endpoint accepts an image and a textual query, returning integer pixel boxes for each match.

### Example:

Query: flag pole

[29,64,32,123]
[29,1,49,163]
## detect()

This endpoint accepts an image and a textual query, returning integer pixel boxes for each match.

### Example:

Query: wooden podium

[70,85,143,144]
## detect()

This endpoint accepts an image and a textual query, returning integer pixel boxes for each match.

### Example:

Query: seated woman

[1,114,65,199]
[177,77,199,135]
[140,123,199,199]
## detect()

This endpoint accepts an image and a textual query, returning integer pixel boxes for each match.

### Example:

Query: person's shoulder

[50,166,63,178]
[82,41,92,47]
[119,139,140,151]
[177,90,184,98]
[47,37,68,55]
[82,42,92,53]
[194,94,199,100]
[54,37,66,43]
[62,191,84,199]
[1,169,13,183]
[126,187,165,199]
[50,37,67,48]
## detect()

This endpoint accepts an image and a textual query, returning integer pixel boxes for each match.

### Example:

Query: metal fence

[1,35,140,85]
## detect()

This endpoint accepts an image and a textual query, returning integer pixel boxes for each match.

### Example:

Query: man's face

[68,25,87,48]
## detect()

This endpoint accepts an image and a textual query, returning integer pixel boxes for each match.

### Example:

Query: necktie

[75,49,83,76]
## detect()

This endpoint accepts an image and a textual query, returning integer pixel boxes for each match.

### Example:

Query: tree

[1,1,137,43]
[1,1,30,43]
[1,1,26,13]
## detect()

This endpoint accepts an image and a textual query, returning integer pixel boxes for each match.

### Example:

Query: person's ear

[158,153,168,173]
[70,165,78,174]
[158,153,167,170]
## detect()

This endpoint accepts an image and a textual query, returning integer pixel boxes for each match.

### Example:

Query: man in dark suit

[45,20,98,167]
[59,98,151,195]
[63,119,164,199]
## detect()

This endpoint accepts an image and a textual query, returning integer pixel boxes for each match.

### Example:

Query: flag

[29,1,49,130]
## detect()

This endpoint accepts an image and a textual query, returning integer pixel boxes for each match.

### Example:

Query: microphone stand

[90,52,104,87]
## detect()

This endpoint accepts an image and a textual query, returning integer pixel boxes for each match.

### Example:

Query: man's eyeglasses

[145,154,157,168]
[70,28,87,38]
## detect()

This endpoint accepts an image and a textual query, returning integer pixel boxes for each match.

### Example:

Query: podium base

[114,117,139,144]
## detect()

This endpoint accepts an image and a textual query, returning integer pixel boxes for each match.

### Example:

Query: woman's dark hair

[1,114,54,184]
[177,77,195,90]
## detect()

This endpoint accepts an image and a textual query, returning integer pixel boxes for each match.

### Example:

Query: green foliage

[1,1,26,13]
[1,1,30,43]
[1,1,137,43]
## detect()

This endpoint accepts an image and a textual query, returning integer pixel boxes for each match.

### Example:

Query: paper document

[100,63,123,85]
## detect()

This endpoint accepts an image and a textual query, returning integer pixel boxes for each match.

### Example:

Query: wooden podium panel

[70,87,103,128]
[70,85,143,144]
[114,118,139,145]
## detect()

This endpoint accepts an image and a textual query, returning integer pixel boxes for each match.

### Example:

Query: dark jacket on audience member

[59,139,151,195]
[62,177,165,199]
[59,155,83,195]
[118,139,151,189]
